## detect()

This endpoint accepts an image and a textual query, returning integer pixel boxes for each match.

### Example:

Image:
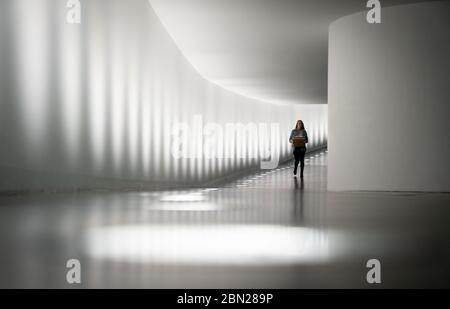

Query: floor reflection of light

[146,203,221,212]
[202,188,219,192]
[160,193,205,202]
[85,225,328,266]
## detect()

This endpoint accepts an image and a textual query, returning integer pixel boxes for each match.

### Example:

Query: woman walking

[289,120,308,178]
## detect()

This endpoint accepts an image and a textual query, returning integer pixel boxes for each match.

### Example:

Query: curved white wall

[0,0,328,193]
[328,1,450,192]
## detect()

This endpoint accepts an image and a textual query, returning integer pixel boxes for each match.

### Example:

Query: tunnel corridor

[0,0,449,290]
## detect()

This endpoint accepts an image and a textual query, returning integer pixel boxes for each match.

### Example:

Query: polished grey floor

[0,151,449,288]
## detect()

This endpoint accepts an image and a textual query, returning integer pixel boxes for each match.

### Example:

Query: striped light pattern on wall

[0,0,328,192]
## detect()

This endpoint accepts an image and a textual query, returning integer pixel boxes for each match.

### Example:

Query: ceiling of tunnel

[148,0,433,105]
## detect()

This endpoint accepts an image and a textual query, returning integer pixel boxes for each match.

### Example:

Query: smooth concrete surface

[1,151,449,288]
[328,1,450,192]
[0,0,328,194]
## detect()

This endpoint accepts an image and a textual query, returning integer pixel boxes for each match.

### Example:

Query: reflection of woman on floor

[289,120,308,178]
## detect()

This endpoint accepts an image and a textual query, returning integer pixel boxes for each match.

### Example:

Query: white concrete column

[328,1,450,192]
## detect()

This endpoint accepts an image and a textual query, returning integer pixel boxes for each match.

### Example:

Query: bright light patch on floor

[204,188,218,191]
[160,193,206,202]
[146,203,220,212]
[85,224,328,266]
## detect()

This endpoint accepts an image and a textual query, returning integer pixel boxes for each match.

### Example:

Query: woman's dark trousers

[293,147,306,177]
